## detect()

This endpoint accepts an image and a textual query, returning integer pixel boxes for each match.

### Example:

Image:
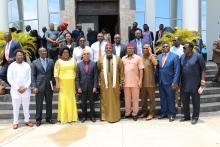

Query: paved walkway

[1,112,220,147]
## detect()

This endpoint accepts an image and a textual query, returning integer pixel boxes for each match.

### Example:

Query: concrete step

[205,81,220,87]
[206,69,218,75]
[1,93,220,111]
[1,102,220,120]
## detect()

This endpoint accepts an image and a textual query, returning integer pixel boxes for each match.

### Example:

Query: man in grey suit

[112,34,127,58]
[31,47,55,126]
[130,30,153,56]
[76,49,98,123]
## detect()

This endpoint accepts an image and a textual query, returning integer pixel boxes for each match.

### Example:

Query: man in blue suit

[0,32,21,83]
[156,42,180,122]
[76,49,98,123]
[130,30,153,56]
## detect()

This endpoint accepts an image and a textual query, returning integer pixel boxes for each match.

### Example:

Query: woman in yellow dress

[54,47,78,123]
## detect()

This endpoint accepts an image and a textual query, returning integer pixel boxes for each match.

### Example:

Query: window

[135,0,145,29]
[48,0,61,27]
[8,0,39,31]
[201,0,206,43]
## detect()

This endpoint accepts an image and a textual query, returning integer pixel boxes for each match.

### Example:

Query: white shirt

[115,44,121,56]
[91,41,107,62]
[7,61,31,99]
[170,45,184,58]
[72,46,93,63]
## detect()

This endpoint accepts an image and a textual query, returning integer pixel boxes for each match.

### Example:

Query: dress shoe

[81,118,87,123]
[158,114,168,119]
[133,115,138,121]
[46,119,56,124]
[124,114,132,119]
[90,118,96,122]
[180,117,190,122]
[36,121,41,127]
[12,124,19,129]
[191,119,198,125]
[146,114,154,121]
[25,121,33,127]
[169,116,175,122]
[138,113,147,118]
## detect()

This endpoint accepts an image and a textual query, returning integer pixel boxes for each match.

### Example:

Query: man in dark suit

[155,24,164,46]
[112,34,127,58]
[156,42,180,122]
[129,22,142,41]
[0,32,21,83]
[31,47,55,126]
[76,49,98,123]
[130,30,152,56]
[180,43,206,125]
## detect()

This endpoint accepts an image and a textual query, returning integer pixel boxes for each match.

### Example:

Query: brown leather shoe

[146,114,154,120]
[13,124,19,129]
[25,121,33,127]
[138,114,147,118]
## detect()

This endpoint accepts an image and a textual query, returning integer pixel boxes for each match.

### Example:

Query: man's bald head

[4,32,12,42]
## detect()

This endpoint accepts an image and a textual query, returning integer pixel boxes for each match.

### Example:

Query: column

[182,0,199,31]
[206,0,220,60]
[145,0,156,33]
[38,0,49,36]
[170,0,177,29]
[0,0,9,32]
[120,0,135,44]
[60,0,75,31]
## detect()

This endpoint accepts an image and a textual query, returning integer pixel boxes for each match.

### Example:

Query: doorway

[99,15,119,42]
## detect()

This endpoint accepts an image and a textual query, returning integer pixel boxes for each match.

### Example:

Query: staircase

[0,62,220,121]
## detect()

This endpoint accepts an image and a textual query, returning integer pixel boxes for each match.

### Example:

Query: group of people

[0,21,211,130]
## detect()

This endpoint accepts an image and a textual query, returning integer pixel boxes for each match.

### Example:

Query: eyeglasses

[183,47,187,50]
[163,46,169,48]
[143,48,149,49]
[173,40,177,42]
[83,53,90,55]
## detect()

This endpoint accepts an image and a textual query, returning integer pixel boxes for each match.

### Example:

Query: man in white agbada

[97,43,124,123]
[7,50,33,129]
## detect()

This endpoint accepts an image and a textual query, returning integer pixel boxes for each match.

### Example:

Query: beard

[106,54,113,59]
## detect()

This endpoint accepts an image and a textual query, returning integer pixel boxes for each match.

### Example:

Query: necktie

[85,62,88,74]
[99,42,102,58]
[162,53,166,66]
[42,59,47,71]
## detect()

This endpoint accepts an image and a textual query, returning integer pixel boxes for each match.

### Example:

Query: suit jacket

[112,43,127,58]
[76,60,98,91]
[31,58,55,92]
[156,52,180,85]
[155,30,164,46]
[2,40,21,65]
[130,38,151,55]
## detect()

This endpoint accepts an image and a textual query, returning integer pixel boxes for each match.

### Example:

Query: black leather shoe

[158,114,168,119]
[133,115,138,121]
[36,121,41,127]
[191,119,198,125]
[90,118,96,123]
[81,118,87,123]
[180,117,190,122]
[46,119,56,124]
[124,114,132,119]
[169,116,175,122]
